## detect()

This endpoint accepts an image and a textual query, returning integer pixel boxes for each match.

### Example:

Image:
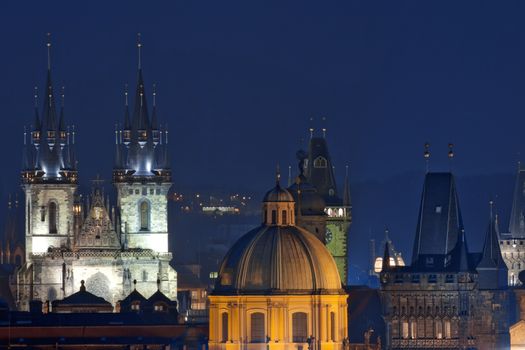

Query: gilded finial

[424,142,430,173]
[309,116,314,139]
[322,116,327,138]
[124,84,128,106]
[137,33,142,70]
[489,199,494,219]
[448,143,454,158]
[34,86,38,108]
[153,83,156,107]
[61,86,65,108]
[276,164,281,185]
[46,33,51,70]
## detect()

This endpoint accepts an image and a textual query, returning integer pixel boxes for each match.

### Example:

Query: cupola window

[250,313,265,343]
[271,210,277,225]
[292,312,307,342]
[282,210,287,225]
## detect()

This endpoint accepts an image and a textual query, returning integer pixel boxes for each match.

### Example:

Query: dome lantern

[262,169,295,226]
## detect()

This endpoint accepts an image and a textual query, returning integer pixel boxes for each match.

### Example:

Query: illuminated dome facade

[214,224,342,294]
[209,175,348,350]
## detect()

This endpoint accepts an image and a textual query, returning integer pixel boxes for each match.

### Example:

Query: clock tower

[292,132,352,284]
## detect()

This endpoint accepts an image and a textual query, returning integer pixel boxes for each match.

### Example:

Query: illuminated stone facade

[16,41,177,311]
[209,177,348,350]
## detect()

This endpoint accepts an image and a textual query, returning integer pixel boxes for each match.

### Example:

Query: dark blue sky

[1,1,525,279]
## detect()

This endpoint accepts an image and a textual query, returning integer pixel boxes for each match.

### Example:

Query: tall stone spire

[21,35,77,184]
[113,35,170,183]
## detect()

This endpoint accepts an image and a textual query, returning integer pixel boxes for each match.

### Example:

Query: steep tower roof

[411,172,464,263]
[477,206,508,289]
[113,36,170,183]
[478,211,506,269]
[305,136,340,205]
[21,38,78,185]
[509,164,525,237]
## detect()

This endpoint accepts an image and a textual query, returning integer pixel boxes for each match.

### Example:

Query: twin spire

[22,34,77,183]
[113,34,171,180]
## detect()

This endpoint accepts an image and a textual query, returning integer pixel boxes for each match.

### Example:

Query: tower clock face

[325,228,333,243]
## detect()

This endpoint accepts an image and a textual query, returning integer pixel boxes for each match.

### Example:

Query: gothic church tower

[113,37,171,254]
[21,38,78,261]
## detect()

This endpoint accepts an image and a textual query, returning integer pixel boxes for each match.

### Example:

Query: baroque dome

[213,224,343,295]
[263,182,294,203]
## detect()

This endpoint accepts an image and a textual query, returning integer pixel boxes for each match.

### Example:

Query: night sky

[2,1,525,282]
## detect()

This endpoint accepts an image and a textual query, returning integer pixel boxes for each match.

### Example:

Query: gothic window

[282,210,287,225]
[313,156,327,168]
[221,312,229,342]
[142,188,147,196]
[139,201,150,231]
[410,319,417,339]
[402,320,409,339]
[292,312,307,342]
[444,319,451,339]
[250,312,265,343]
[48,202,57,234]
[435,320,443,339]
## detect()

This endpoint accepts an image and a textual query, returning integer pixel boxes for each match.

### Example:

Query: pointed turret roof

[411,172,464,263]
[306,136,340,205]
[132,69,149,132]
[455,229,470,272]
[478,211,506,269]
[509,164,525,237]
[42,70,57,133]
[343,165,351,207]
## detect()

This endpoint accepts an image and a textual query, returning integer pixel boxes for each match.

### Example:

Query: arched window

[313,156,327,168]
[402,320,409,339]
[444,319,451,339]
[250,312,265,343]
[49,202,57,234]
[282,210,287,225]
[271,210,277,225]
[330,312,336,341]
[292,312,307,343]
[140,201,150,231]
[435,320,443,339]
[410,319,417,339]
[221,312,229,342]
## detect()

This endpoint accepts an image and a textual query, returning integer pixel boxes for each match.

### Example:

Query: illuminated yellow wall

[209,294,348,350]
